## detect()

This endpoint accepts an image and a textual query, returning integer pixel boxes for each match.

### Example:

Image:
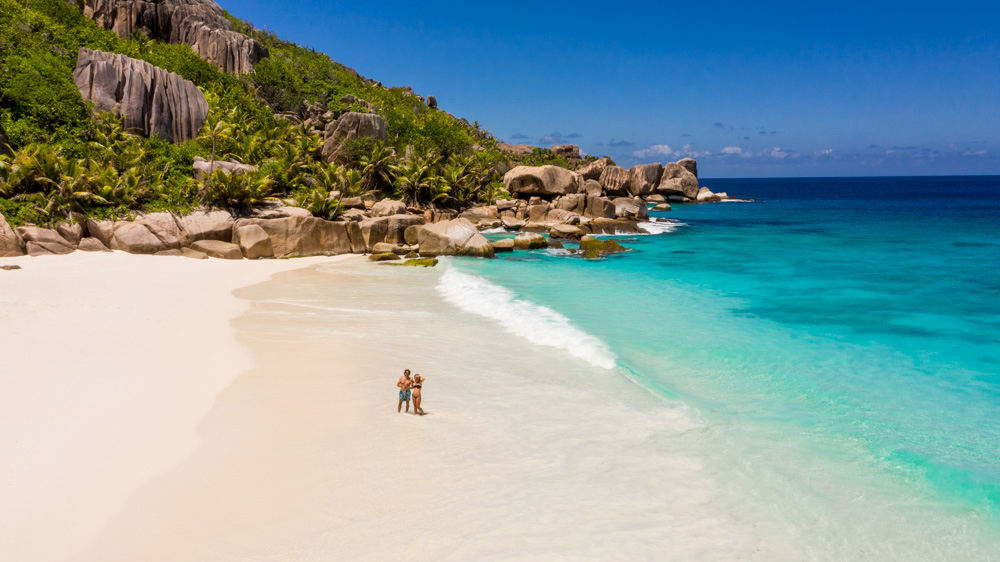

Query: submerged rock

[512,232,548,250]
[369,252,400,262]
[578,236,628,259]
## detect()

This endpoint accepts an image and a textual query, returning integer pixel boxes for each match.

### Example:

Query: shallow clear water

[447,176,1000,556]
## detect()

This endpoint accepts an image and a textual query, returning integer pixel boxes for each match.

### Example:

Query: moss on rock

[369,252,400,261]
[578,236,627,259]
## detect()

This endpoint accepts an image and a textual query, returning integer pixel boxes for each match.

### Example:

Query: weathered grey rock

[82,0,267,75]
[599,165,630,196]
[667,195,691,203]
[550,224,586,240]
[85,219,116,248]
[255,206,313,219]
[459,206,499,222]
[577,157,613,180]
[554,193,586,214]
[154,249,184,257]
[74,48,208,143]
[697,187,716,201]
[528,204,551,223]
[628,163,664,197]
[136,212,185,249]
[496,199,518,211]
[426,95,438,109]
[178,210,234,242]
[16,227,76,255]
[371,198,406,217]
[550,144,581,159]
[644,193,667,203]
[360,214,426,251]
[417,218,494,258]
[613,198,650,221]
[657,162,700,199]
[583,179,603,196]
[110,222,167,254]
[0,212,25,257]
[56,221,84,246]
[491,238,514,252]
[501,217,526,230]
[340,197,365,209]
[322,112,387,164]
[339,94,376,113]
[503,165,583,196]
[545,208,582,225]
[191,239,243,259]
[586,218,643,235]
[584,195,617,220]
[180,247,209,259]
[235,224,273,259]
[192,157,255,182]
[498,142,536,157]
[234,216,363,258]
[678,157,698,178]
[512,232,548,250]
[76,237,110,252]
[404,224,422,246]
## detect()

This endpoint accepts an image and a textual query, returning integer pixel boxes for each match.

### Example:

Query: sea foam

[436,267,618,369]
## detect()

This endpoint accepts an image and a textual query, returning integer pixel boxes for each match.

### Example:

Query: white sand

[0,251,357,561]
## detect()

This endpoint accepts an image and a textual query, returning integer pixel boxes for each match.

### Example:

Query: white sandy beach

[1,251,774,561]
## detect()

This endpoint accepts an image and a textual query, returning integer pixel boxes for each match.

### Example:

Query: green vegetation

[383,258,439,267]
[0,0,584,227]
[578,236,628,259]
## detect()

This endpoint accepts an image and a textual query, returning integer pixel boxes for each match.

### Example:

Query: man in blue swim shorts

[397,369,413,414]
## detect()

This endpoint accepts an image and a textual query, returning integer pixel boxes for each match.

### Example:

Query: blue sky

[221,1,999,177]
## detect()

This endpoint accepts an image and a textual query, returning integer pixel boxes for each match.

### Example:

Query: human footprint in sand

[411,374,426,415]
[397,369,412,413]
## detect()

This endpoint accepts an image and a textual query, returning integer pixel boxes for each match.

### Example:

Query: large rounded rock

[503,165,583,196]
[110,223,167,254]
[491,238,514,253]
[613,198,650,221]
[677,158,698,178]
[233,216,364,258]
[627,163,664,197]
[550,224,586,240]
[85,219,115,248]
[74,48,208,143]
[579,236,628,259]
[657,162,700,199]
[135,212,185,249]
[191,240,243,259]
[0,212,25,257]
[78,237,111,252]
[360,214,426,251]
[554,193,586,214]
[371,199,406,217]
[82,0,268,75]
[179,210,234,243]
[417,218,495,258]
[16,227,75,255]
[512,232,548,250]
[599,165,630,196]
[235,224,274,259]
[584,195,617,219]
[322,112,387,164]
[577,157,613,181]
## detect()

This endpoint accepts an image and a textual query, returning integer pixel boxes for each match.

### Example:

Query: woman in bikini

[411,374,426,415]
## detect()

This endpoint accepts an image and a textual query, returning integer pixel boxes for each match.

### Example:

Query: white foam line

[436,268,618,369]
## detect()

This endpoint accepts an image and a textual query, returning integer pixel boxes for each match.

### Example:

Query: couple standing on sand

[397,369,426,415]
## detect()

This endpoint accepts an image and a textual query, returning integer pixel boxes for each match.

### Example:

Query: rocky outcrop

[627,163,664,197]
[678,158,698,178]
[191,239,242,259]
[16,227,75,255]
[577,157,613,180]
[498,143,535,157]
[613,198,650,221]
[417,218,494,258]
[503,165,583,196]
[234,216,363,258]
[585,195,617,219]
[74,48,208,143]
[550,144,580,159]
[360,214,425,251]
[0,213,25,257]
[491,238,514,252]
[135,212,185,249]
[82,0,267,75]
[235,224,273,259]
[579,236,628,259]
[322,112,387,164]
[371,198,406,217]
[110,222,168,254]
[178,210,234,242]
[599,165,630,196]
[78,237,111,252]
[192,157,255,181]
[426,95,438,110]
[513,232,548,250]
[657,161,699,199]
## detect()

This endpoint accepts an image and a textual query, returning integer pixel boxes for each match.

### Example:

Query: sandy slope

[0,251,357,561]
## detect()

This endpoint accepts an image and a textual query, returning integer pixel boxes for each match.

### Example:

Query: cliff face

[82,0,267,75]
[74,48,209,143]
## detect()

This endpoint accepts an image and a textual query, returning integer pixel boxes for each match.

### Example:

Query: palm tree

[197,105,236,193]
[356,141,396,194]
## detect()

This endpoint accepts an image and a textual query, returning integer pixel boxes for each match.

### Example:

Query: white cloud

[721,146,742,155]
[964,150,987,156]
[769,147,791,159]
[632,144,673,159]
[814,148,835,156]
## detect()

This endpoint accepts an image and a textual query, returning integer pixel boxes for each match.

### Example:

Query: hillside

[0,0,584,227]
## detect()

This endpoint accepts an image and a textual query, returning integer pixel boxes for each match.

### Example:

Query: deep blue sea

[447,176,1000,554]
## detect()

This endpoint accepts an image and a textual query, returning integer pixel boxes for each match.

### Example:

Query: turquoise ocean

[441,176,1000,555]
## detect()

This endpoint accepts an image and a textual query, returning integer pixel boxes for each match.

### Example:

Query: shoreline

[0,251,359,561]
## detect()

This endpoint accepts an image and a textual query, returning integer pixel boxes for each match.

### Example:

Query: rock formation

[82,0,267,75]
[577,157,613,180]
[416,218,494,258]
[74,48,208,143]
[627,163,664,197]
[0,213,25,257]
[233,216,364,258]
[599,165,630,196]
[322,112,387,164]
[503,165,583,196]
[550,144,581,159]
[192,157,256,181]
[657,161,699,199]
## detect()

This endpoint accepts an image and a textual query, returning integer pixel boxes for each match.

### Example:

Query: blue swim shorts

[399,390,411,401]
